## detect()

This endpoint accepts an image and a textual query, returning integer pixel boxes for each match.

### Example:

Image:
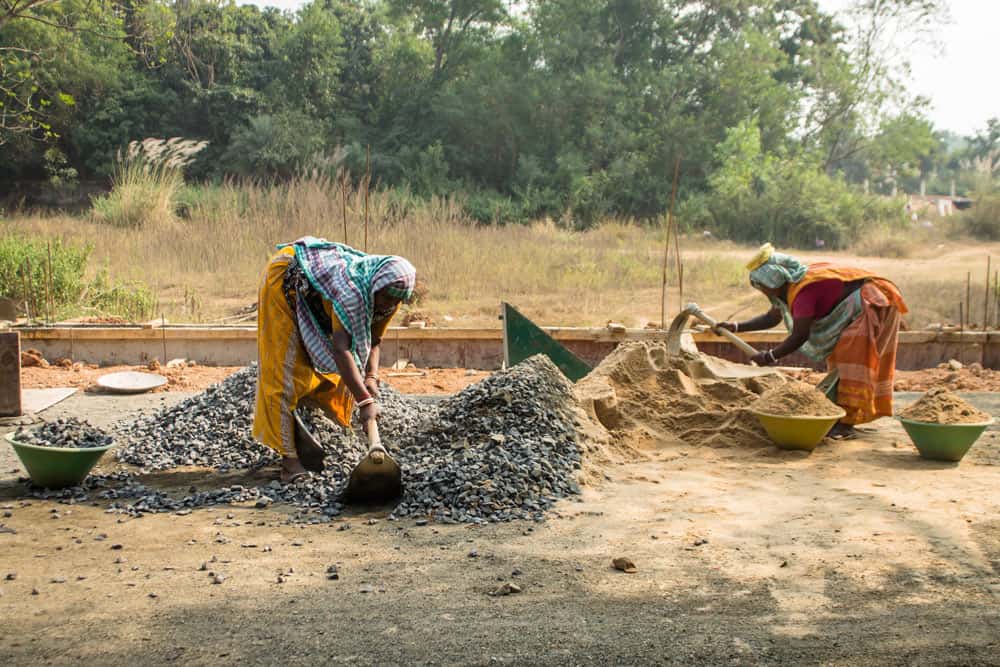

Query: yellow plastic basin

[750,408,846,452]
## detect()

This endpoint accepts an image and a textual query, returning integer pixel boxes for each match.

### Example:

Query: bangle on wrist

[357,397,376,408]
[733,322,739,333]
[365,374,379,381]
[766,350,777,364]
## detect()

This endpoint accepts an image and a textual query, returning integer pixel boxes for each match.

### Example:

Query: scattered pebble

[489,583,522,596]
[612,557,637,574]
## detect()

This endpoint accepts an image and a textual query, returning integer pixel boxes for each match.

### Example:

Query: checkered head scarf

[280,237,416,374]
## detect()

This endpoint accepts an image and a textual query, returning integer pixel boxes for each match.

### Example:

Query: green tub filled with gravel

[6,418,114,489]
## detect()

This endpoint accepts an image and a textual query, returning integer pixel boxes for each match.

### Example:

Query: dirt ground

[1,392,999,665]
[22,361,1000,396]
[20,364,490,395]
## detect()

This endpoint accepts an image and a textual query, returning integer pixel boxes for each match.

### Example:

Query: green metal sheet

[502,302,592,381]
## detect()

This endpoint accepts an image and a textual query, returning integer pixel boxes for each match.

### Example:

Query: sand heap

[575,341,789,450]
[751,382,843,417]
[899,388,992,424]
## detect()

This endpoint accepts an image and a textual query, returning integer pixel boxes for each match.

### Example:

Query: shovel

[293,410,327,473]
[344,418,403,503]
[666,301,838,395]
[666,302,759,357]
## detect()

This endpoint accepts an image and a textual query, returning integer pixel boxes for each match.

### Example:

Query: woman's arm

[719,308,782,333]
[751,315,814,365]
[330,327,378,423]
[364,307,396,397]
[364,342,381,397]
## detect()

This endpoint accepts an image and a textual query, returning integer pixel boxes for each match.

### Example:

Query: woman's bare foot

[281,457,309,483]
[829,423,857,440]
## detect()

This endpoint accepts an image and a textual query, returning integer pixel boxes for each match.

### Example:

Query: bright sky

[818,0,998,136]
[239,0,998,137]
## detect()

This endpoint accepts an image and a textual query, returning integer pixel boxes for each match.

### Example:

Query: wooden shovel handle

[688,304,759,358]
[365,418,385,464]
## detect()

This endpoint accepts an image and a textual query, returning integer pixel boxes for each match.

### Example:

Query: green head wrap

[747,243,807,290]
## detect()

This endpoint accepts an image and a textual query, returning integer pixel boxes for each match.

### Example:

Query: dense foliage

[1,0,995,244]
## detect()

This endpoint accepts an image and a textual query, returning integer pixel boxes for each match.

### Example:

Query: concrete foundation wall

[12,325,997,371]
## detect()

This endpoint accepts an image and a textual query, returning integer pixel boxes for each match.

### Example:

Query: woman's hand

[715,321,737,333]
[364,376,380,398]
[750,350,777,367]
[359,400,380,425]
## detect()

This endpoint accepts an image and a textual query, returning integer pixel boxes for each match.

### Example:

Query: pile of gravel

[391,354,583,522]
[15,418,113,449]
[31,356,586,523]
[114,364,427,472]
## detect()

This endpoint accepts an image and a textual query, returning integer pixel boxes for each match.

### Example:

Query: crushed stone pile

[34,356,590,523]
[751,382,843,417]
[576,341,789,450]
[391,354,584,523]
[899,387,992,424]
[114,364,426,472]
[15,418,113,449]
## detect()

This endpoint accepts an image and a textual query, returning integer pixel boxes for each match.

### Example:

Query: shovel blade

[344,451,403,503]
[665,310,691,355]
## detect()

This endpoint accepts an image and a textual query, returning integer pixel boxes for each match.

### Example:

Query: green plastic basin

[5,432,113,488]
[898,418,993,462]
[751,408,846,452]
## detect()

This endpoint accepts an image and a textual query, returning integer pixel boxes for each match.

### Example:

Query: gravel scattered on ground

[28,356,589,524]
[14,418,114,449]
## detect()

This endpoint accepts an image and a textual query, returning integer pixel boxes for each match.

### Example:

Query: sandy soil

[789,365,1000,393]
[19,363,241,393]
[23,361,999,398]
[20,364,490,396]
[1,392,999,665]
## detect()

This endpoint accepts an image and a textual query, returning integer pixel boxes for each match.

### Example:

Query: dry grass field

[3,177,996,329]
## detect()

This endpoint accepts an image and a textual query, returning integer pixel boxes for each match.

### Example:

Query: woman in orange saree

[718,244,908,438]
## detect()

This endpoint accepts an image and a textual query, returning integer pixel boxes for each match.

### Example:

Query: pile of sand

[899,388,992,424]
[575,341,789,451]
[751,382,843,417]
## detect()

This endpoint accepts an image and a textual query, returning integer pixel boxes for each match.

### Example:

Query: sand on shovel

[899,387,991,424]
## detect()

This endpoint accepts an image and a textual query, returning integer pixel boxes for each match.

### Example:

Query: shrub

[964,194,1000,240]
[87,267,158,322]
[221,112,326,179]
[694,121,907,249]
[0,235,91,317]
[0,234,157,322]
[91,138,208,228]
[463,190,527,225]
